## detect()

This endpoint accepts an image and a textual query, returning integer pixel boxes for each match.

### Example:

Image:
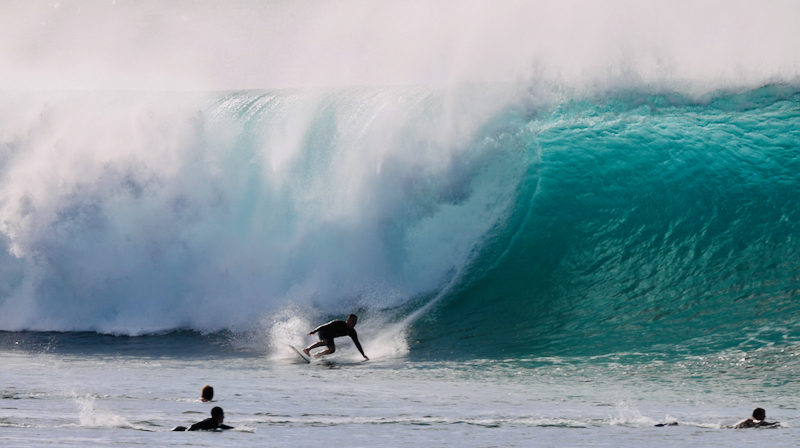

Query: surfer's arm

[308,320,335,335]
[350,332,368,360]
[219,424,234,430]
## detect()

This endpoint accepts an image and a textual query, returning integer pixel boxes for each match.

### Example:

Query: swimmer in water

[200,385,213,402]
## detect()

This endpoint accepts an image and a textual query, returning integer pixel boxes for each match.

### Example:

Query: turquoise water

[416,85,800,359]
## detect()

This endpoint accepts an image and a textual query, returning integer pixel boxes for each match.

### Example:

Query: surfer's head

[752,407,766,420]
[211,406,224,423]
[201,385,214,402]
[346,314,358,328]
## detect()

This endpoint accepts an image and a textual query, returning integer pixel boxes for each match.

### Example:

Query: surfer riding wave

[303,314,368,360]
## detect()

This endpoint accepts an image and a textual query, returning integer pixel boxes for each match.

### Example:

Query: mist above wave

[1,0,798,91]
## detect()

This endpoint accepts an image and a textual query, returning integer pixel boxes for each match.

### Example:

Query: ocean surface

[2,2,800,446]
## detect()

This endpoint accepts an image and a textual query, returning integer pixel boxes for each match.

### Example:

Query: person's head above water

[346,314,358,328]
[201,385,214,402]
[211,406,224,423]
[752,407,766,420]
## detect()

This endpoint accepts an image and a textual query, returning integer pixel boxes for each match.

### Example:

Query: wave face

[1,85,800,360]
[413,85,800,358]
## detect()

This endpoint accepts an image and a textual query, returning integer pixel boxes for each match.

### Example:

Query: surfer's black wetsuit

[187,418,233,431]
[309,320,366,357]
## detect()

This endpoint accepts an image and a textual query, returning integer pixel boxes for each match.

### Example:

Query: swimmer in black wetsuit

[173,406,233,431]
[303,314,368,360]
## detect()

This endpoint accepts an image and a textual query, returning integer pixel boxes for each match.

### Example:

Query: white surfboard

[289,345,311,363]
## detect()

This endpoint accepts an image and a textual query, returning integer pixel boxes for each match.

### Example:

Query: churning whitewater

[0,86,523,336]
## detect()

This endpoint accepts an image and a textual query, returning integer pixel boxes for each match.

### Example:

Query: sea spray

[0,86,525,335]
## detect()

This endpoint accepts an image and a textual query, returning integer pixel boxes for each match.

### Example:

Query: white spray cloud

[0,0,798,91]
[0,84,523,334]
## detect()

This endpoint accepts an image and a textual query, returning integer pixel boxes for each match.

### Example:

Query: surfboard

[289,345,311,363]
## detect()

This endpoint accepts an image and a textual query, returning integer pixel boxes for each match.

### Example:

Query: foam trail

[364,265,471,359]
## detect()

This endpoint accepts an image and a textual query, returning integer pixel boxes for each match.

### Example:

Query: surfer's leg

[303,340,327,355]
[313,341,336,358]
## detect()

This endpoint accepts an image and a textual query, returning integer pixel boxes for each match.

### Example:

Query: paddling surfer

[303,314,369,360]
[731,407,779,429]
[173,406,233,431]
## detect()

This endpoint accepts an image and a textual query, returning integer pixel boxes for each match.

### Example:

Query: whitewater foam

[0,86,523,335]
